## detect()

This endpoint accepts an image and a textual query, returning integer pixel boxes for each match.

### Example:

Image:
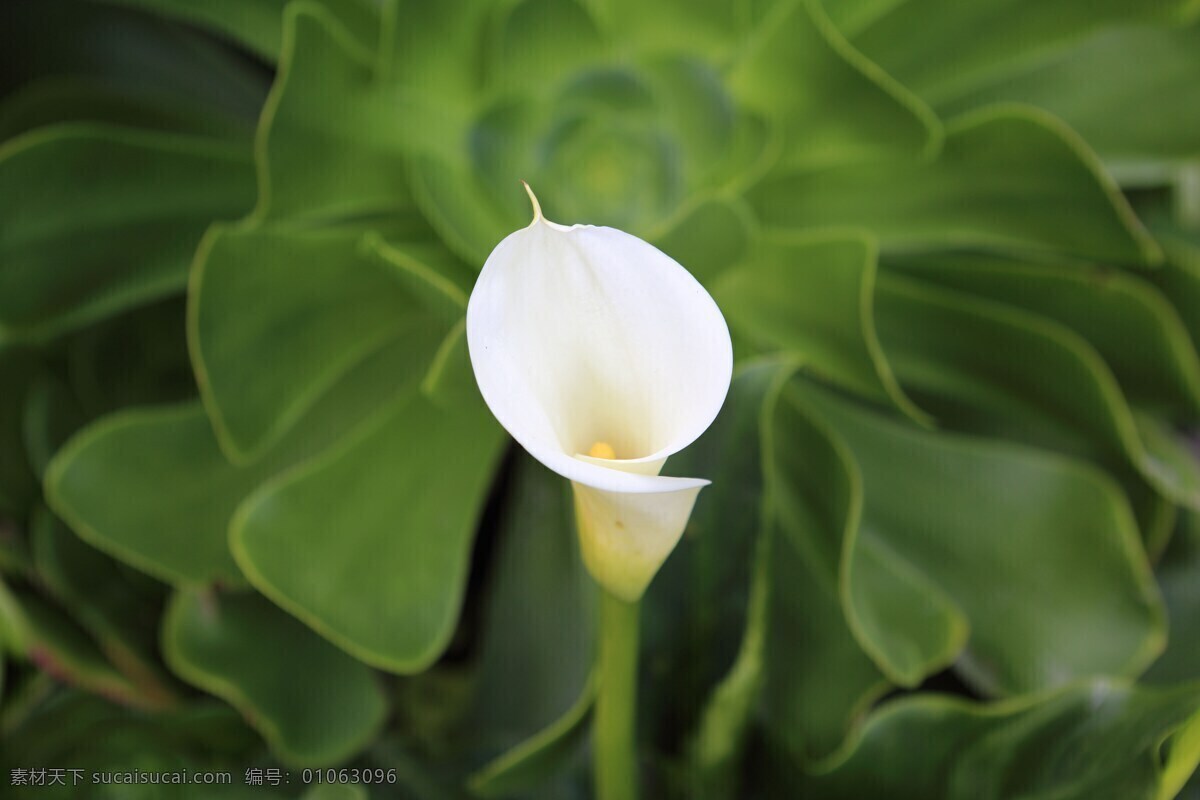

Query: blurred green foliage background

[2,0,1200,797]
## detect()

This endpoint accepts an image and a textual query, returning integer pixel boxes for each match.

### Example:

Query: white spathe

[466,187,733,601]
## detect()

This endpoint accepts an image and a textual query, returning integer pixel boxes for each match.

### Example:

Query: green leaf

[188,222,453,461]
[816,0,906,35]
[780,680,1200,800]
[747,106,1159,264]
[1161,704,1200,800]
[377,0,492,93]
[760,383,937,765]
[589,0,744,59]
[1147,225,1200,350]
[0,578,29,655]
[875,273,1200,511]
[1146,511,1200,685]
[89,0,381,62]
[163,589,387,766]
[685,526,771,800]
[939,24,1200,169]
[714,231,926,423]
[0,124,255,341]
[3,585,154,708]
[255,3,416,223]
[29,506,176,706]
[884,254,1200,420]
[45,404,252,586]
[679,363,906,782]
[231,387,505,672]
[462,453,596,792]
[469,677,595,797]
[727,0,939,169]
[650,198,753,287]
[793,380,1166,696]
[831,0,1197,105]
[62,297,196,418]
[483,0,607,96]
[45,311,447,587]
[407,155,517,267]
[0,76,254,143]
[21,374,86,479]
[644,364,794,759]
[364,233,473,316]
[1,0,267,121]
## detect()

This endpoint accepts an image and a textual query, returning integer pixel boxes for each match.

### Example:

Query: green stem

[594,590,641,800]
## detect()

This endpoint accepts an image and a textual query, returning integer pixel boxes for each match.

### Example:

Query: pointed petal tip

[520,180,543,224]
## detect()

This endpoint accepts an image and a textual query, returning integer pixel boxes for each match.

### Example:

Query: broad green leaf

[45,404,254,586]
[463,454,596,793]
[365,233,474,316]
[644,365,793,756]
[189,222,451,461]
[686,526,771,800]
[747,106,1159,264]
[748,369,897,770]
[63,297,195,419]
[884,254,1200,420]
[714,231,925,423]
[231,386,505,672]
[21,374,86,479]
[939,24,1200,168]
[590,0,743,59]
[727,0,939,169]
[1148,227,1200,350]
[793,380,1166,696]
[1146,511,1200,685]
[763,383,958,766]
[1,0,266,119]
[2,585,152,708]
[90,0,380,62]
[781,681,1200,800]
[0,578,28,655]
[483,0,607,96]
[875,273,1200,511]
[0,76,254,143]
[651,198,752,286]
[817,0,906,35]
[469,678,596,797]
[1162,706,1200,800]
[1129,478,1184,562]
[29,507,175,704]
[468,62,746,238]
[254,4,415,223]
[0,124,255,341]
[407,155,517,267]
[46,317,444,586]
[377,0,492,93]
[833,0,1197,105]
[634,57,743,190]
[163,589,387,766]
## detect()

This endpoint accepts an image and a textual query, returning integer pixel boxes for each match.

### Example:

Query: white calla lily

[466,185,733,601]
